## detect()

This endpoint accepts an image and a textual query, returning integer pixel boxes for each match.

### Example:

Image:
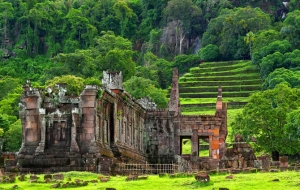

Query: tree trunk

[4,13,7,39]
[175,20,179,56]
[179,32,185,54]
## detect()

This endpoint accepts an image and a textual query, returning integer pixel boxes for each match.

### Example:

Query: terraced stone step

[180,91,255,98]
[179,80,261,87]
[190,68,259,77]
[179,60,260,115]
[199,61,246,67]
[180,74,259,81]
[180,97,250,104]
[180,85,261,93]
[181,101,248,107]
[181,104,246,113]
[195,63,250,73]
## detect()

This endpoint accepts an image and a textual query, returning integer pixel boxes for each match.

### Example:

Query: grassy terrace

[179,60,261,141]
[179,60,260,111]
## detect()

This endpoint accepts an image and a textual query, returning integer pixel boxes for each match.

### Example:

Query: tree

[3,120,22,152]
[199,44,220,61]
[93,31,136,80]
[260,51,284,80]
[0,86,22,119]
[284,108,300,154]
[65,8,97,48]
[0,2,14,40]
[164,0,202,54]
[252,40,292,70]
[173,54,202,74]
[0,114,10,133]
[202,7,271,60]
[136,52,173,89]
[232,83,300,160]
[113,0,133,37]
[252,30,281,54]
[244,31,255,59]
[281,10,300,48]
[45,75,85,96]
[263,68,300,90]
[123,76,168,108]
[289,0,300,11]
[53,49,97,77]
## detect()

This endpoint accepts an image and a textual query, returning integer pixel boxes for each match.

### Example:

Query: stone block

[230,169,242,174]
[280,167,288,172]
[195,173,210,182]
[254,160,262,169]
[279,156,288,167]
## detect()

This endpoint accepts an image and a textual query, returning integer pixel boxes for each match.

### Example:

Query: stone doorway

[180,136,192,155]
[199,136,210,157]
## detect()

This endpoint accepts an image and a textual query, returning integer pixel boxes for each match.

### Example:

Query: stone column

[35,108,46,153]
[174,121,181,155]
[192,129,198,157]
[80,85,98,154]
[70,108,79,153]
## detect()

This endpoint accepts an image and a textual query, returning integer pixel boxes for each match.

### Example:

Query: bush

[199,44,220,61]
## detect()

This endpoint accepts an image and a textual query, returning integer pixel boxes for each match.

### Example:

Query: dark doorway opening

[110,104,114,144]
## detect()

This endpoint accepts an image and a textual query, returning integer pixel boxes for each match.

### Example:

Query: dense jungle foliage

[0,0,300,159]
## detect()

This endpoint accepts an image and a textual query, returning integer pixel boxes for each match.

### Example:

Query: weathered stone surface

[6,69,228,174]
[195,173,210,182]
[53,174,64,180]
[126,174,138,181]
[279,156,288,167]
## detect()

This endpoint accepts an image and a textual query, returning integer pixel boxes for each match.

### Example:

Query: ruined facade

[7,68,227,174]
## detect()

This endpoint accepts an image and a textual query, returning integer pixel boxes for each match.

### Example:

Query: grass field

[1,171,300,190]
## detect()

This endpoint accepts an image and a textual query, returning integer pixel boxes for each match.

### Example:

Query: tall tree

[123,76,168,108]
[164,0,202,55]
[0,2,14,40]
[281,10,300,49]
[113,0,133,37]
[202,7,271,60]
[233,83,300,160]
[244,31,255,59]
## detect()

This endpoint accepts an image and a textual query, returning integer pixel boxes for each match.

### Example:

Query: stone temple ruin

[5,68,230,174]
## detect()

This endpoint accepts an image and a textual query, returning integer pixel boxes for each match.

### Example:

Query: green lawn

[2,171,300,190]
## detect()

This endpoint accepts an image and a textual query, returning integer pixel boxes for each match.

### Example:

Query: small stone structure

[221,135,256,169]
[5,68,228,174]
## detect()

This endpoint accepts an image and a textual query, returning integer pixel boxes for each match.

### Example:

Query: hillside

[178,60,261,139]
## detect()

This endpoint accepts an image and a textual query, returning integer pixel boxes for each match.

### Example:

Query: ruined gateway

[8,68,228,174]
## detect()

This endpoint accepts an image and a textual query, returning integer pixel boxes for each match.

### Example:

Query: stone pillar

[23,89,41,151]
[174,122,181,155]
[35,108,46,153]
[192,129,198,157]
[168,68,181,116]
[80,85,98,154]
[70,108,79,153]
